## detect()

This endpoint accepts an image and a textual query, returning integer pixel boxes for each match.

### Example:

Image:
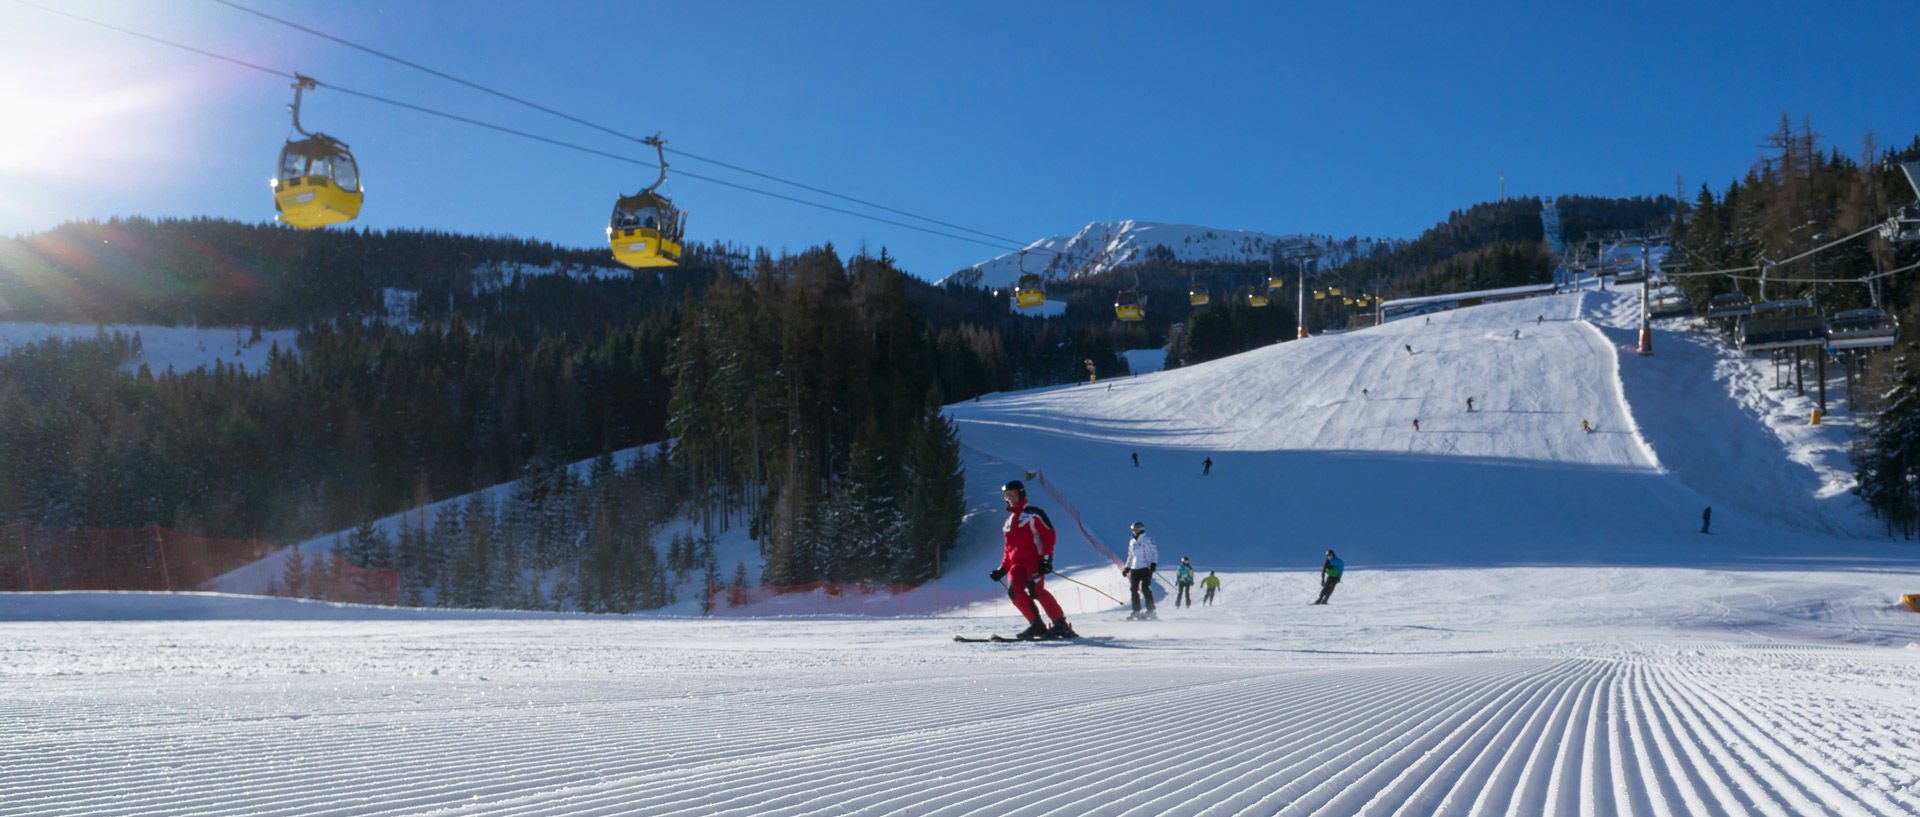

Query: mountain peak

[937,220,1388,290]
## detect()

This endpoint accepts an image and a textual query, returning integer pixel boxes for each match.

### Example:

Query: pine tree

[342,518,392,569]
[896,405,965,584]
[1855,355,1920,537]
[278,546,309,598]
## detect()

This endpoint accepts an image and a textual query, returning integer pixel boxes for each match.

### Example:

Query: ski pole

[1046,570,1127,607]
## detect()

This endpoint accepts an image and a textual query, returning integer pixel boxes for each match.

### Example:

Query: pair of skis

[953,633,1112,643]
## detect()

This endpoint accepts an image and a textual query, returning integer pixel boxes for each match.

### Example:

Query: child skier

[1174,557,1196,607]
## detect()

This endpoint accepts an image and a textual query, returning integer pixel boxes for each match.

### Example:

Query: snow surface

[6,284,1920,816]
[939,220,1387,290]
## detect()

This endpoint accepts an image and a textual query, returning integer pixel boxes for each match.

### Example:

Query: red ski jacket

[1000,500,1057,570]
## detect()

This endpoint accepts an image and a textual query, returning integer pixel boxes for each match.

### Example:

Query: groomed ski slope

[4,287,1920,816]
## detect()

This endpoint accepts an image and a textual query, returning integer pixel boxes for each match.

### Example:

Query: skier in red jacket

[990,479,1076,639]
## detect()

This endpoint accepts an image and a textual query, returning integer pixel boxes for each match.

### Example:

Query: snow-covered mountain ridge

[938,220,1393,290]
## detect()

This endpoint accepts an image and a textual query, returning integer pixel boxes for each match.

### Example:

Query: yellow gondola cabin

[271,76,362,230]
[609,135,686,268]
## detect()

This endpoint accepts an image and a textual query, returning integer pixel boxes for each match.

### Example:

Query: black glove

[1039,556,1053,574]
[989,568,1007,583]
[1149,562,1157,572]
[1122,567,1132,577]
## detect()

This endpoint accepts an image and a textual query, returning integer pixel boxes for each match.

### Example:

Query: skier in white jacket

[1122,522,1159,619]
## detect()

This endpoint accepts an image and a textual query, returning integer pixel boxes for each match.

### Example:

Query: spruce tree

[1856,355,1920,537]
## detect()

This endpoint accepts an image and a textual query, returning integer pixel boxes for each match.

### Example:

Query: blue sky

[2,0,1915,282]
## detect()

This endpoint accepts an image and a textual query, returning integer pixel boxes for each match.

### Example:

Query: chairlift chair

[1706,292,1752,320]
[1879,162,1920,243]
[609,135,686,268]
[1737,299,1825,352]
[1826,307,1899,350]
[1647,292,1694,318]
[272,76,363,229]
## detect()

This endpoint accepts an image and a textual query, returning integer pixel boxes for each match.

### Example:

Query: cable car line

[11,0,1026,252]
[210,0,1031,250]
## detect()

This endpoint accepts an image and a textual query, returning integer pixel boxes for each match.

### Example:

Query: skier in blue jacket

[1314,549,1343,604]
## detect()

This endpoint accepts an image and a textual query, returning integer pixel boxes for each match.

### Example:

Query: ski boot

[1015,620,1050,640]
[1048,620,1078,639]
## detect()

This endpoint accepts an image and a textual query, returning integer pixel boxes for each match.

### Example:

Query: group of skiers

[1120,521,1220,618]
[990,477,1334,639]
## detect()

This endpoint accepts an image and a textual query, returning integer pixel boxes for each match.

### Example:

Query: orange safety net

[0,523,397,606]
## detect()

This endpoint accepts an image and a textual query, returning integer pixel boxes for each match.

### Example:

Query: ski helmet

[1131,521,1145,532]
[1001,479,1027,499]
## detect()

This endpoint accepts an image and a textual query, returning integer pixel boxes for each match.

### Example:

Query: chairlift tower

[1637,282,1653,355]
[1289,250,1319,338]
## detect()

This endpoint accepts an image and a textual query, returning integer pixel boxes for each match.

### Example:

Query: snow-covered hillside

[938,219,1391,289]
[6,282,1920,816]
[0,322,297,375]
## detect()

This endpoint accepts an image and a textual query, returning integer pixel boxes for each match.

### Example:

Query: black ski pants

[1175,582,1193,607]
[1128,568,1156,612]
[1316,575,1340,604]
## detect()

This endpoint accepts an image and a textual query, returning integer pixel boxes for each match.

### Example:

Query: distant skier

[1314,549,1344,604]
[1362,388,1370,400]
[1537,315,1543,325]
[1581,419,1592,433]
[988,480,1076,639]
[1405,344,1415,355]
[1122,522,1158,620]
[1203,457,1213,476]
[1466,396,1474,412]
[1413,418,1421,432]
[1201,571,1221,605]
[1131,451,1139,467]
[1174,557,1196,607]
[1701,506,1712,534]
[1513,329,1521,340]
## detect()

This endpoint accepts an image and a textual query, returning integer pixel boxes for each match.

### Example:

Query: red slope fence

[963,450,1166,596]
[0,523,398,605]
[708,581,1006,617]
[1030,468,1124,569]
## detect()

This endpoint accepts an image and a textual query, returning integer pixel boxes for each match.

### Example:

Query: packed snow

[5,283,1920,816]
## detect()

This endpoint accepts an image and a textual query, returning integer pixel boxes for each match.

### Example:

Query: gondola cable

[12,0,1051,255]
[209,0,1033,251]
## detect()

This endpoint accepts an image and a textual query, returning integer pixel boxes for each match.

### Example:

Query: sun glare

[0,76,167,176]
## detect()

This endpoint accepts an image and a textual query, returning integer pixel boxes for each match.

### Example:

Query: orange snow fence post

[1902,594,1919,612]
